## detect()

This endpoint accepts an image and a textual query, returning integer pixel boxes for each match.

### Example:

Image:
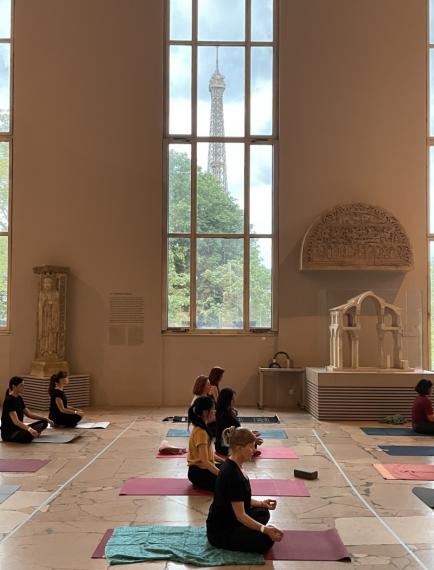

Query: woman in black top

[215,389,263,457]
[207,427,283,554]
[48,371,84,427]
[1,377,52,443]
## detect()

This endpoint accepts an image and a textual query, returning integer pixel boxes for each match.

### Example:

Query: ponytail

[5,376,23,398]
[48,370,67,396]
[188,395,214,439]
[222,426,256,449]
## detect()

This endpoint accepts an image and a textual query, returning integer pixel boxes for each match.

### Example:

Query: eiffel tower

[207,47,228,193]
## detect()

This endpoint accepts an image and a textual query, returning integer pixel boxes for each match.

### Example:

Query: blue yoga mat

[166,428,288,439]
[361,427,431,436]
[380,445,434,456]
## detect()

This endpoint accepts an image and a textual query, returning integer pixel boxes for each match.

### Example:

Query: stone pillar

[30,265,70,378]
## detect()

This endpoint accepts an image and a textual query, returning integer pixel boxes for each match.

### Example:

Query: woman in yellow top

[187,395,220,491]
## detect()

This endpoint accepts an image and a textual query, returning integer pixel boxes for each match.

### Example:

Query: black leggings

[207,507,273,554]
[2,420,48,444]
[188,465,218,491]
[50,412,82,428]
[413,422,434,435]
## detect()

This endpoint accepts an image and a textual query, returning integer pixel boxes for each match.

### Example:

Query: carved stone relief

[300,203,413,271]
[30,265,70,378]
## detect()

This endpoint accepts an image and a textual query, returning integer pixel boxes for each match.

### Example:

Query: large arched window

[164,0,278,332]
[0,0,12,330]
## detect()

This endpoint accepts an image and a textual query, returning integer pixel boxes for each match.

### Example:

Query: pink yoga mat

[91,529,113,558]
[156,448,298,459]
[265,529,350,561]
[0,458,50,472]
[120,477,309,497]
[374,463,434,480]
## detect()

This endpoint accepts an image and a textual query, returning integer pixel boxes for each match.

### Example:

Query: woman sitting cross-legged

[1,376,52,443]
[207,427,283,554]
[215,388,263,457]
[49,371,84,428]
[412,378,434,435]
[187,395,220,491]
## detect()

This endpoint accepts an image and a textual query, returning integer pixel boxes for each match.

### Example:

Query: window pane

[430,147,434,233]
[197,142,244,233]
[250,238,271,328]
[168,144,191,233]
[251,47,272,135]
[0,43,10,132]
[198,46,244,137]
[196,238,243,328]
[198,0,245,41]
[170,0,192,40]
[0,141,8,232]
[0,235,7,327]
[168,238,191,327]
[251,0,273,42]
[0,0,11,39]
[431,242,434,365]
[169,46,191,135]
[431,0,434,45]
[250,145,272,234]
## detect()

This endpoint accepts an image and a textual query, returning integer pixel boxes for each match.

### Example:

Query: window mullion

[190,0,198,331]
[243,0,252,331]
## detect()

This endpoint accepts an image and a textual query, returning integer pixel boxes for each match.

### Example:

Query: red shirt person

[412,379,434,435]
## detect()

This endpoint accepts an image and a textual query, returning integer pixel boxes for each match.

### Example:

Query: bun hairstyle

[48,370,68,396]
[209,366,225,387]
[192,375,209,396]
[222,427,256,450]
[415,378,433,396]
[188,395,214,438]
[5,376,23,398]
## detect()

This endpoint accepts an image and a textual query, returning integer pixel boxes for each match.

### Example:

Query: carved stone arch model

[327,290,412,372]
[300,203,413,271]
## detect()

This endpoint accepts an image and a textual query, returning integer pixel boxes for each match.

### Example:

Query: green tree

[0,140,9,325]
[167,149,271,328]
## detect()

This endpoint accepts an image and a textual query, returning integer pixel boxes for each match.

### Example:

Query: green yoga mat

[105,525,264,566]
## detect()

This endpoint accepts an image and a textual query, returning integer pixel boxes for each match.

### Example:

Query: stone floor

[0,407,433,569]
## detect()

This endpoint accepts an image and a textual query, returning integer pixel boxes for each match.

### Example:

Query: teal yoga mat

[166,428,288,439]
[361,427,430,436]
[105,526,264,566]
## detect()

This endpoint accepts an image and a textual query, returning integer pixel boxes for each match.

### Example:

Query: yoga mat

[120,477,309,497]
[412,486,434,508]
[265,529,351,562]
[163,415,280,424]
[33,434,81,443]
[379,445,434,456]
[0,458,49,472]
[92,529,114,558]
[373,463,434,480]
[156,447,298,459]
[76,422,110,429]
[93,526,263,566]
[361,427,430,436]
[166,428,289,439]
[0,484,20,504]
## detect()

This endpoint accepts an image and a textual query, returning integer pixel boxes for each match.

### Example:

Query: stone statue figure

[38,276,61,358]
[30,266,70,378]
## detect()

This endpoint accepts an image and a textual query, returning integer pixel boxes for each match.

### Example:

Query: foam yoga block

[294,468,318,480]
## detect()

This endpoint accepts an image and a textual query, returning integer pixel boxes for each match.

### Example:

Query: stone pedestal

[305,367,434,421]
[30,265,70,378]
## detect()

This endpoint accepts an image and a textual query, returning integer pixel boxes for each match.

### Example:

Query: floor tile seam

[312,429,428,570]
[0,416,139,547]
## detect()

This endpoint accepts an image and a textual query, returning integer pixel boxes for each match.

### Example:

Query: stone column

[30,265,70,378]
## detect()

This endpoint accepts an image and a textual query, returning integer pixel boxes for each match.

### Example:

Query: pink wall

[0,0,427,406]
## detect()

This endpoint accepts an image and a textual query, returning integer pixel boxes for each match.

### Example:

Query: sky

[169,0,274,268]
[0,0,11,123]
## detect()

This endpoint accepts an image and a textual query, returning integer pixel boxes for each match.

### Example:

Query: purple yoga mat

[91,529,113,558]
[119,477,310,497]
[0,458,50,472]
[265,529,351,561]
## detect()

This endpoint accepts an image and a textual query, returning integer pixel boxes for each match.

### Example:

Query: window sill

[162,330,277,337]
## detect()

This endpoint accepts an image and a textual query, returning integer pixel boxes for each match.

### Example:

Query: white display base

[21,375,90,411]
[305,367,434,421]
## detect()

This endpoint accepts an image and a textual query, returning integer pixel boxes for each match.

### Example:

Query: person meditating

[49,371,84,427]
[208,366,225,398]
[412,379,434,434]
[215,388,263,457]
[187,395,220,491]
[207,427,283,553]
[1,376,52,443]
[191,375,218,405]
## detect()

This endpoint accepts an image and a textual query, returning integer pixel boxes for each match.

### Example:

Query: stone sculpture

[327,290,412,371]
[30,265,69,378]
[300,203,413,271]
